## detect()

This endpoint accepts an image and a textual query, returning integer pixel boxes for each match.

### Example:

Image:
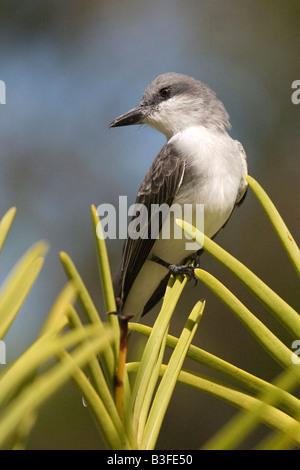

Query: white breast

[170,126,246,238]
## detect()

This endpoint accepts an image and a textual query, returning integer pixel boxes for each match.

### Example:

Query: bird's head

[110,73,231,140]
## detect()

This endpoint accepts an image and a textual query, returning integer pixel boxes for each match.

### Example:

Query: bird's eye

[159,87,171,99]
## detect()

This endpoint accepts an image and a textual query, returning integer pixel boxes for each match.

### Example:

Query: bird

[110,72,248,322]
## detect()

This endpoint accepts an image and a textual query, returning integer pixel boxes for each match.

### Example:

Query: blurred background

[0,0,299,449]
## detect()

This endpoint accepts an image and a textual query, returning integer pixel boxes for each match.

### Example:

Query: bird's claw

[152,256,198,285]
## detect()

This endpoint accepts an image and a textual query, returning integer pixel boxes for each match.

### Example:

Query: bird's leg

[151,255,198,282]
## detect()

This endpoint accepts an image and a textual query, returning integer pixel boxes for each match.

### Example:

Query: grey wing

[114,143,185,304]
[235,140,248,205]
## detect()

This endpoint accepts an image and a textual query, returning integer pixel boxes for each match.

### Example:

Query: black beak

[110,105,151,128]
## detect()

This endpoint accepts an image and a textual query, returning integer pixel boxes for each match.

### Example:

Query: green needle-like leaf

[58,349,133,450]
[65,304,127,445]
[91,205,119,347]
[130,274,187,438]
[127,362,300,449]
[0,324,110,406]
[91,205,117,314]
[0,242,48,339]
[136,326,168,442]
[0,207,16,253]
[177,220,300,337]
[195,269,296,369]
[129,322,300,417]
[141,300,205,450]
[60,251,115,385]
[202,364,300,450]
[91,206,126,407]
[246,175,300,277]
[0,326,115,449]
[39,282,76,337]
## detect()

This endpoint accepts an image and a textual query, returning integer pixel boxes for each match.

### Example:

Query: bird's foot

[151,255,198,284]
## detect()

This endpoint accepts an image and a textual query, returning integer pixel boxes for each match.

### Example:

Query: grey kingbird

[110,73,248,321]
